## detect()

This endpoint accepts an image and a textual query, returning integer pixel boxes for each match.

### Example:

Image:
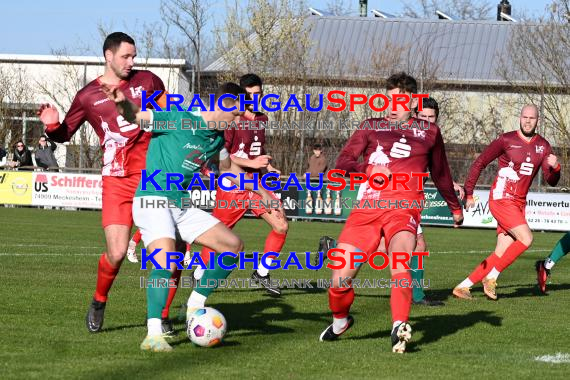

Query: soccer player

[453,105,561,300]
[195,73,288,296]
[317,97,465,307]
[126,228,191,334]
[38,32,169,333]
[319,72,463,353]
[103,81,271,351]
[536,232,569,294]
[410,98,465,305]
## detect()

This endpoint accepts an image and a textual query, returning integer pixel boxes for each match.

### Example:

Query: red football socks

[264,231,287,258]
[94,253,120,302]
[329,287,355,319]
[162,267,182,319]
[391,272,412,323]
[496,241,529,271]
[468,252,501,284]
[131,229,142,244]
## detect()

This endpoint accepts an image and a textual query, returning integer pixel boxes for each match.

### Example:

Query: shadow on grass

[102,322,146,333]
[498,283,570,299]
[348,310,502,351]
[169,296,330,340]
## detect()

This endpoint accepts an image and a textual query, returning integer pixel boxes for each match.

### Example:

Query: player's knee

[519,233,533,247]
[415,238,427,252]
[273,219,288,234]
[106,250,124,266]
[225,235,243,253]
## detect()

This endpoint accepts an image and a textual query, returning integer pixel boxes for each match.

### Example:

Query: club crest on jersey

[412,128,426,139]
[129,86,143,99]
[535,145,544,154]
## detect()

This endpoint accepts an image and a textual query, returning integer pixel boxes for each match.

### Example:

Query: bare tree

[402,0,492,19]
[498,0,570,187]
[0,65,35,150]
[325,0,353,16]
[35,50,102,169]
[160,0,211,94]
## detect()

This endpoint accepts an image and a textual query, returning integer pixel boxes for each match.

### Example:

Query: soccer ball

[187,307,227,347]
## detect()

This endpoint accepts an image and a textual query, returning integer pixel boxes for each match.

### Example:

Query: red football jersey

[46,70,165,177]
[336,117,461,212]
[225,112,268,163]
[220,112,268,191]
[464,130,560,204]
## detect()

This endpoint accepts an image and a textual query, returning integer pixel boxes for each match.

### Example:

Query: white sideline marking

[0,248,551,257]
[0,244,102,249]
[534,353,570,363]
[0,253,100,256]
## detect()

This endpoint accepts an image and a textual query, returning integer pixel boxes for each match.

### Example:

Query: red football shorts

[101,174,140,228]
[213,189,281,228]
[338,207,422,254]
[489,198,527,235]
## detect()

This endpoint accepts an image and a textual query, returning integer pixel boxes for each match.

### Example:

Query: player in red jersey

[319,72,463,353]
[195,74,288,295]
[38,32,169,333]
[453,105,560,300]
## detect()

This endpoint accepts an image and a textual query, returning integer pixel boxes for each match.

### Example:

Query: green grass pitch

[1,208,569,379]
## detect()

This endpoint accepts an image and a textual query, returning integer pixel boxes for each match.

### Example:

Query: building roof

[205,16,542,86]
[0,54,186,68]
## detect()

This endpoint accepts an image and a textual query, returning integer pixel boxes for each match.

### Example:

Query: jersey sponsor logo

[117,115,139,133]
[519,163,534,175]
[249,141,262,156]
[183,143,202,149]
[519,156,534,176]
[390,136,412,158]
[93,98,110,106]
[536,145,545,154]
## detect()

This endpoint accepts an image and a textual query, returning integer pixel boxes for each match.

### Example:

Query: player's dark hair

[239,73,263,89]
[214,82,248,106]
[422,97,439,119]
[103,32,135,55]
[386,72,418,94]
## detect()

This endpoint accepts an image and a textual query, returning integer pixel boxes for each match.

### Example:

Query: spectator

[306,143,328,178]
[35,135,59,171]
[9,140,33,170]
[0,147,7,168]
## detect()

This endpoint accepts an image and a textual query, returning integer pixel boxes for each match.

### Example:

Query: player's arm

[38,95,87,143]
[335,129,368,173]
[100,84,150,124]
[429,128,463,226]
[541,146,561,187]
[220,151,275,208]
[219,151,262,193]
[231,154,273,170]
[463,136,505,209]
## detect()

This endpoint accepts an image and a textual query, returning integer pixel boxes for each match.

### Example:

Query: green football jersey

[135,107,224,207]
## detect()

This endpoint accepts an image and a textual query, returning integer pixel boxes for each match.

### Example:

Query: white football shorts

[133,196,220,247]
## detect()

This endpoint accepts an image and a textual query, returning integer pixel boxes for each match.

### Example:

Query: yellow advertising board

[0,171,33,205]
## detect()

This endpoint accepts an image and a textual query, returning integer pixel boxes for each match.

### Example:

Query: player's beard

[519,122,537,137]
[110,61,131,80]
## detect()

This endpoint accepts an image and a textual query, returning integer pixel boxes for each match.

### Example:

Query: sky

[0,0,552,56]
